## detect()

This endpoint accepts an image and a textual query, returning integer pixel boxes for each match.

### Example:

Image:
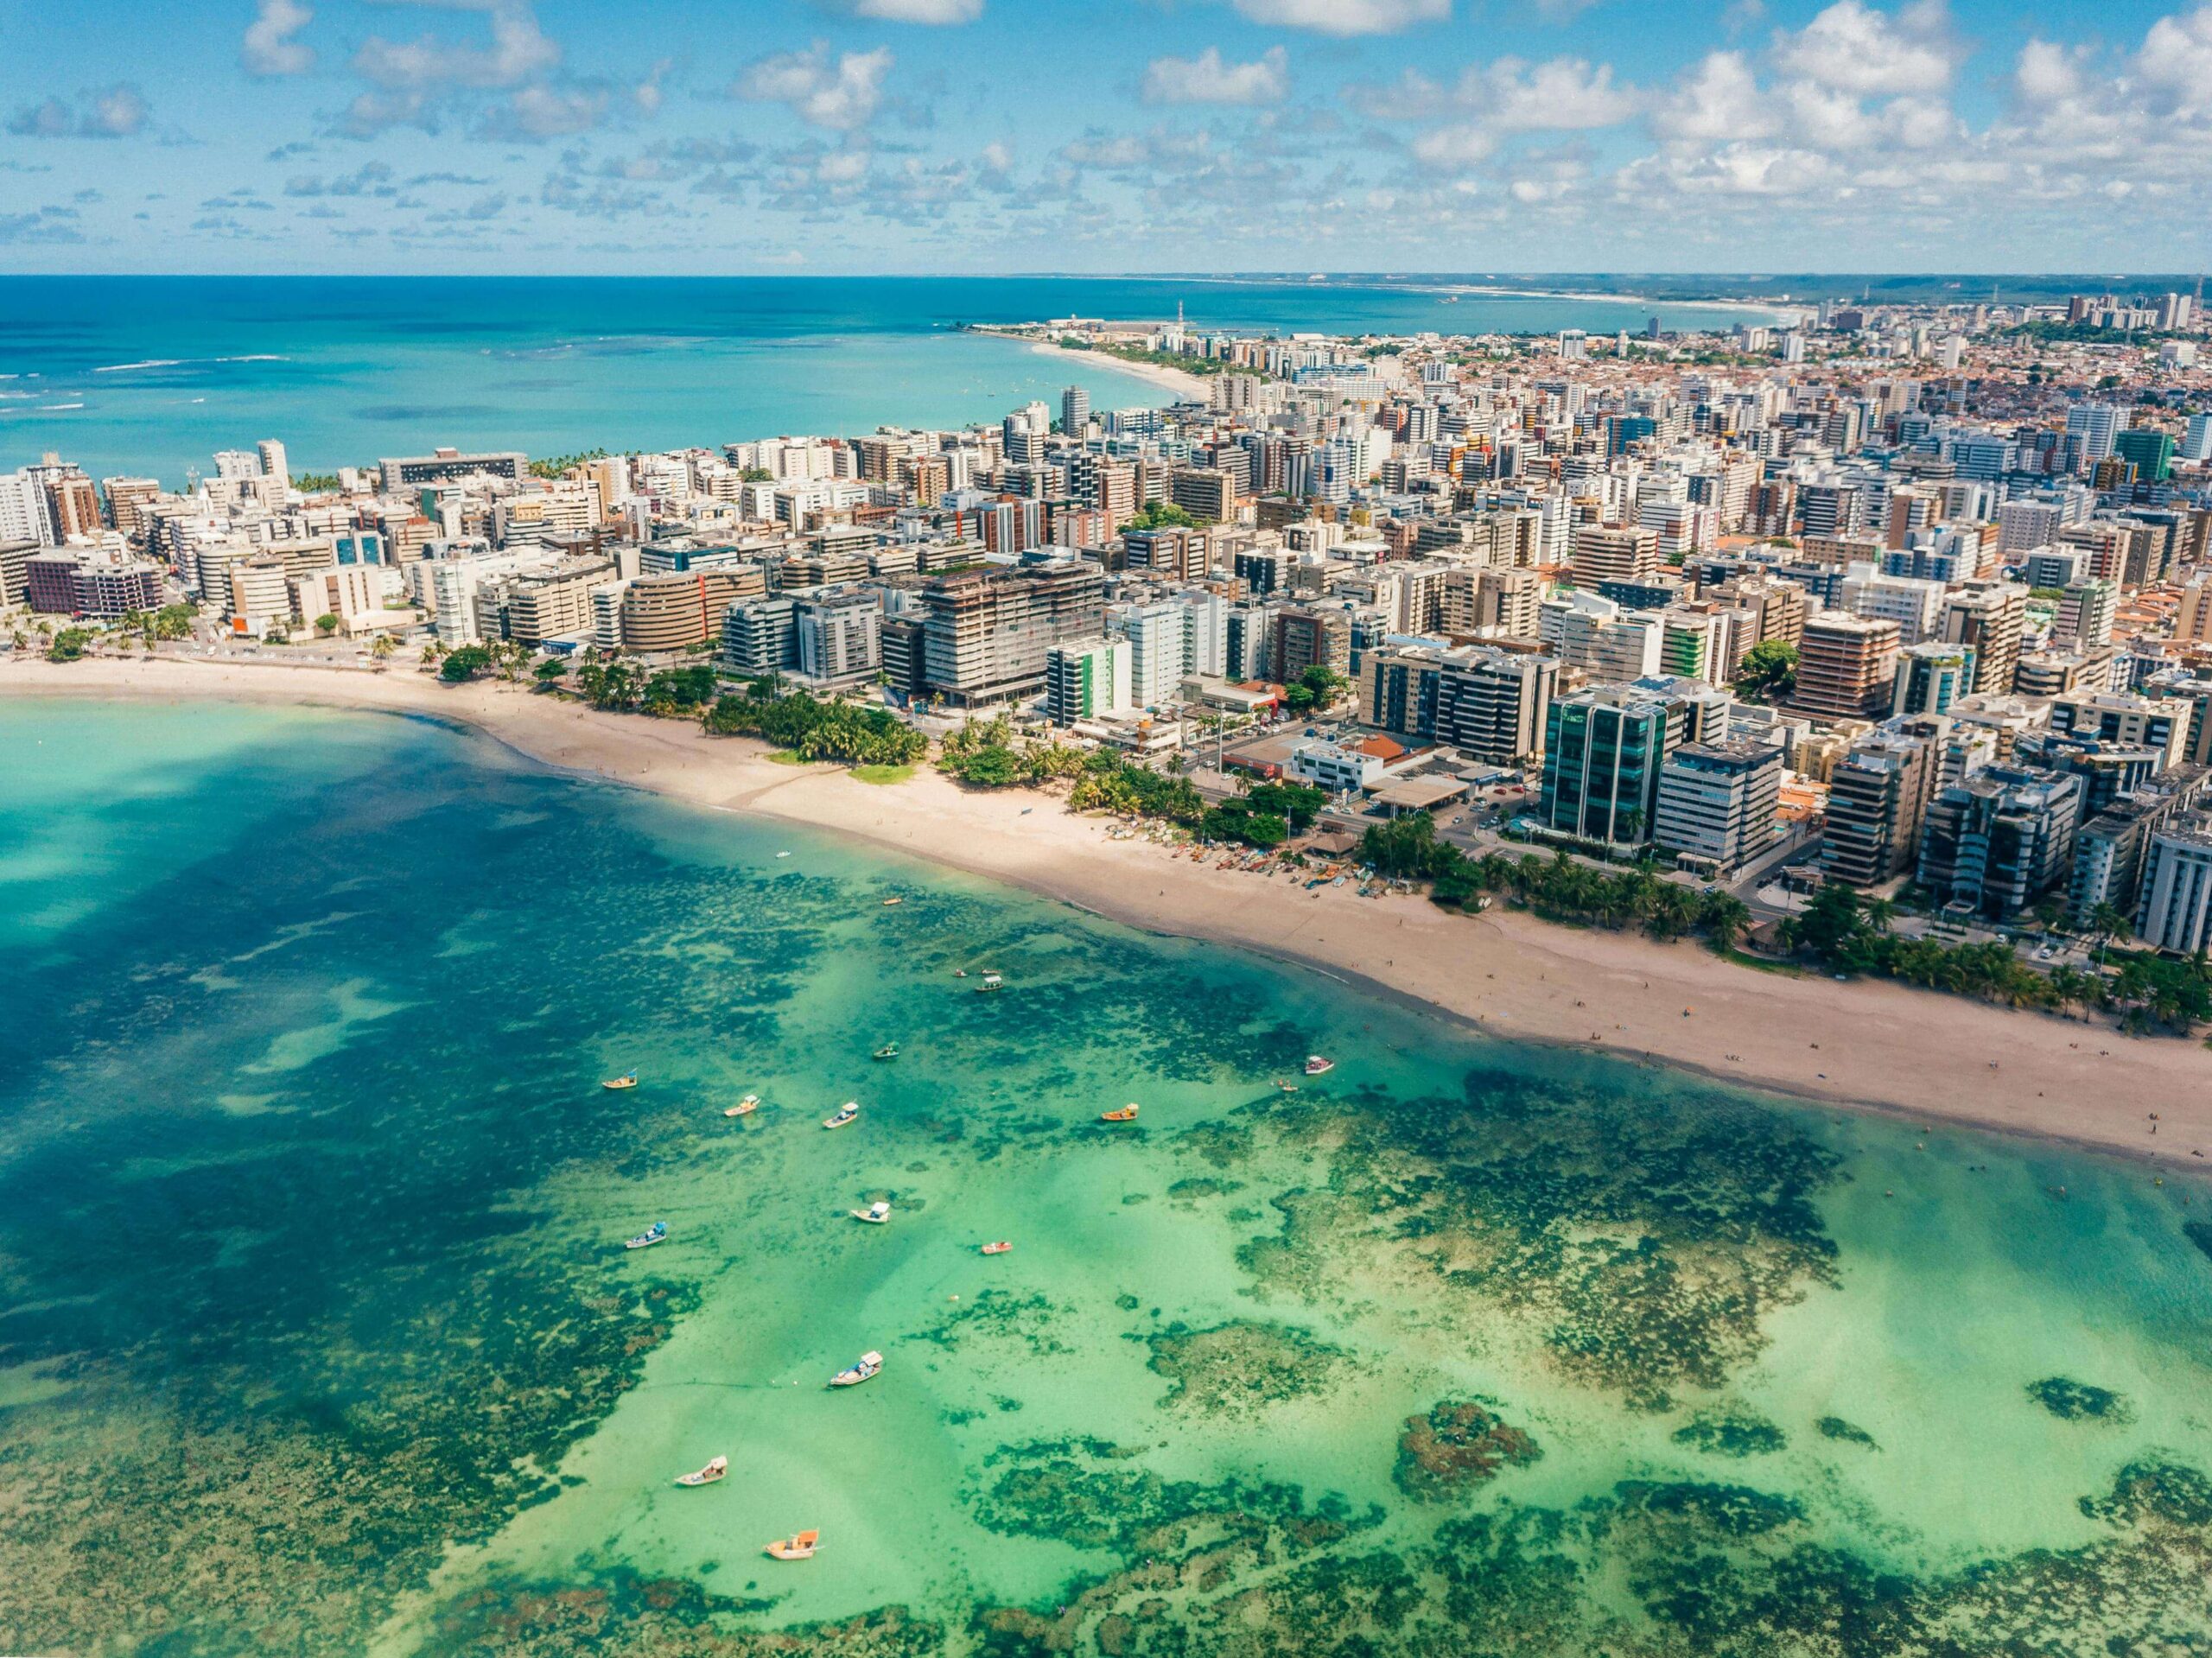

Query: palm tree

[1701,894,1752,955]
[2088,902,2129,967]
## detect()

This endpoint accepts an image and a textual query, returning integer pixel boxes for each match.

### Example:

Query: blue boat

[624,1221,668,1250]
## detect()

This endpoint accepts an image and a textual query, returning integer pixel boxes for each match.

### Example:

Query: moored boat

[602,1072,638,1090]
[852,1200,891,1224]
[976,972,1003,994]
[1099,1104,1140,1122]
[724,1094,760,1118]
[766,1529,819,1560]
[624,1221,667,1250]
[872,1043,899,1061]
[674,1455,728,1487]
[830,1350,882,1387]
[882,896,903,906]
[980,1240,1013,1255]
[823,1101,860,1130]
[1303,1055,1335,1076]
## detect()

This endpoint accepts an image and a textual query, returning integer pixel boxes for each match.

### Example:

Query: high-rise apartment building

[1791,614,1900,721]
[1654,740,1783,872]
[1569,524,1658,588]
[918,560,1106,707]
[1433,648,1558,765]
[1821,728,1938,886]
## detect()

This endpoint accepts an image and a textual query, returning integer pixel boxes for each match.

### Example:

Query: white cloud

[483,84,608,140]
[243,0,315,76]
[852,0,982,19]
[1648,50,1774,144]
[1410,124,1495,168]
[1771,0,1959,96]
[2137,4,2212,116]
[353,0,560,92]
[2013,38,2082,105]
[1230,0,1448,36]
[7,85,149,138]
[734,45,893,130]
[1143,47,1288,106]
[1468,57,1637,130]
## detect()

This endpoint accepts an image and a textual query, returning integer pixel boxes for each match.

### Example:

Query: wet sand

[7,651,2206,1172]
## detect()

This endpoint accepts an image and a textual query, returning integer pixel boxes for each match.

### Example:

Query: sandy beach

[1010,334,1210,403]
[8,651,2207,1173]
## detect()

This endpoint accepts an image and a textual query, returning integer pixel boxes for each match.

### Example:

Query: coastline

[1004,333,1209,401]
[7,651,2207,1177]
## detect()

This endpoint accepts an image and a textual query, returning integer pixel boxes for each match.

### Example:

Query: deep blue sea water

[0,276,1764,484]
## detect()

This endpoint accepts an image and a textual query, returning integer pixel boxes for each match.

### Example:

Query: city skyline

[3,0,2209,276]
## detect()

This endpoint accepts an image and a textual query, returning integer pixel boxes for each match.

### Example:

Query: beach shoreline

[992,332,1209,401]
[7,651,2206,1176]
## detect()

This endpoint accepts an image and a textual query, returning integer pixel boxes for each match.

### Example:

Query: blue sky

[0,0,2202,274]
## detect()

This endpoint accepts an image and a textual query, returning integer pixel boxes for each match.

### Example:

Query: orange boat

[1099,1104,1140,1122]
[980,1241,1013,1255]
[766,1529,819,1561]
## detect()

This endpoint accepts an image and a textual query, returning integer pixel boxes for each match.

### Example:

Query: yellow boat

[1099,1104,1140,1123]
[602,1072,638,1090]
[766,1529,819,1561]
[723,1095,760,1118]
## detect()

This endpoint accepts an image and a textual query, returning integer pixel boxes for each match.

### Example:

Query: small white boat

[776,851,792,859]
[851,1200,891,1224]
[724,1094,760,1118]
[602,1072,638,1090]
[830,1350,882,1388]
[976,972,1003,994]
[823,1102,860,1130]
[766,1528,818,1560]
[1303,1055,1336,1077]
[624,1221,667,1250]
[981,1240,1013,1255]
[674,1455,728,1487]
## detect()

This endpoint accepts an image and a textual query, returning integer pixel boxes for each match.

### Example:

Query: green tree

[1122,500,1200,533]
[1734,639,1799,703]
[47,626,92,662]
[1358,812,1464,880]
[313,613,340,637]
[2088,901,2130,967]
[440,645,493,683]
[944,744,1026,788]
[532,657,569,686]
[1700,893,1752,955]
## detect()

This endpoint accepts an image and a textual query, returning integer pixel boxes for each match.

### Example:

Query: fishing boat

[829,1350,882,1388]
[953,969,968,978]
[674,1456,728,1487]
[976,972,1003,994]
[623,1221,667,1250]
[602,1072,638,1090]
[765,1529,819,1561]
[823,1101,860,1130]
[723,1094,760,1118]
[872,1043,899,1061]
[1303,1056,1336,1076]
[980,1241,1013,1255]
[852,1200,891,1224]
[1099,1104,1140,1122]
[882,896,903,907]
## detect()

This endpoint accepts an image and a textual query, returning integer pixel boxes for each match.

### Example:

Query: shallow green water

[4,700,2212,1657]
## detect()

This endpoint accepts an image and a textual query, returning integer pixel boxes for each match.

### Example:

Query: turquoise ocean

[0,276,1764,485]
[3,697,2212,1656]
